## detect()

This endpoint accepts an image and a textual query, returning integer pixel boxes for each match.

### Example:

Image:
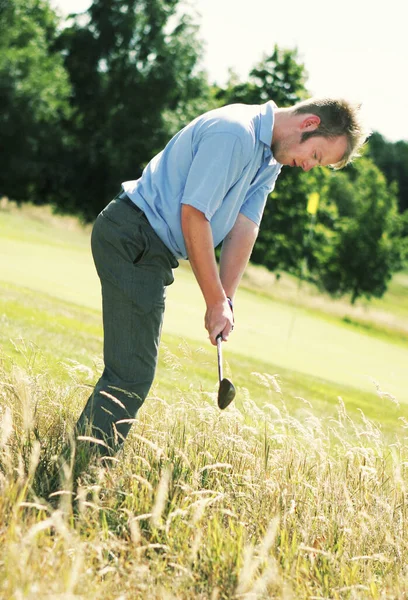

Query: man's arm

[219,213,259,303]
[181,204,234,345]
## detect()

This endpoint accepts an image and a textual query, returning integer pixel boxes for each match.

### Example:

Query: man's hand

[205,297,234,345]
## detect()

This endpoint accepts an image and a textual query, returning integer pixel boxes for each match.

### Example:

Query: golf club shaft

[216,335,223,382]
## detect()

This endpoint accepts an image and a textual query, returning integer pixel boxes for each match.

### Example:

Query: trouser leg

[75,195,178,455]
[77,278,165,453]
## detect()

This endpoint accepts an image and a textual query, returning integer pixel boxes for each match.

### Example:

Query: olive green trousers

[75,193,178,454]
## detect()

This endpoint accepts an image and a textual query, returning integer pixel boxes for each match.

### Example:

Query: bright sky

[51,0,408,142]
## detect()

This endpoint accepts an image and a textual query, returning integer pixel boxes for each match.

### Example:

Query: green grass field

[1,201,408,599]
[1,202,407,406]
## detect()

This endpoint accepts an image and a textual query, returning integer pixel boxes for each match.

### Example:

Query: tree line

[1,0,407,303]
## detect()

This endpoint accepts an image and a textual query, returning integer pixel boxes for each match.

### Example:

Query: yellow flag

[307,192,320,215]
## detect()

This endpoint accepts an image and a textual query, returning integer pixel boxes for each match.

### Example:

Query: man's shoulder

[194,103,259,149]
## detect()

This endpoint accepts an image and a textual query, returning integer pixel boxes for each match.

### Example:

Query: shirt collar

[260,101,282,166]
[259,100,276,148]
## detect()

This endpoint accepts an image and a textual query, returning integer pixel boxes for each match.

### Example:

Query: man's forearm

[219,213,259,300]
[181,204,233,343]
[181,204,225,305]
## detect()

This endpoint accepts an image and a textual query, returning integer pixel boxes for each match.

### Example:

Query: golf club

[216,334,236,409]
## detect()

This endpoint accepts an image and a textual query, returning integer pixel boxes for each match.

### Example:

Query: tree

[252,168,317,273]
[215,45,308,107]
[315,158,405,303]
[54,0,211,220]
[367,131,408,213]
[0,0,71,203]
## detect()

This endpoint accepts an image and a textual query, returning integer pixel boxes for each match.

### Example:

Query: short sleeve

[181,133,245,220]
[240,186,270,226]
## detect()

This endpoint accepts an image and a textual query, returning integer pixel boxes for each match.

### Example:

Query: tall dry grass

[0,348,407,599]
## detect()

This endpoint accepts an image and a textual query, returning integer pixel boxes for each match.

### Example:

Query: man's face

[273,132,348,171]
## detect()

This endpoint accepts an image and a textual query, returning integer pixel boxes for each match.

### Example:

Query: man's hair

[293,97,370,169]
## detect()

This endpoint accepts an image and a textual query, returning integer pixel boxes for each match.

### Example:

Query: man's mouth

[292,159,297,167]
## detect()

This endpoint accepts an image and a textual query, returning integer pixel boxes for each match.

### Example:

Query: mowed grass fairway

[1,202,408,599]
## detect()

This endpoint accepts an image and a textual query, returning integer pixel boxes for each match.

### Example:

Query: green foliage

[367,131,408,213]
[253,155,406,304]
[54,0,211,220]
[314,159,405,303]
[399,209,408,264]
[215,45,308,107]
[252,168,315,273]
[366,132,408,270]
[0,0,72,202]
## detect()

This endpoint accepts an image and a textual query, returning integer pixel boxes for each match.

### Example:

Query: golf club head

[218,378,236,410]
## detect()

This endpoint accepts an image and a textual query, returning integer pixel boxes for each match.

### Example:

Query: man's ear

[300,115,320,131]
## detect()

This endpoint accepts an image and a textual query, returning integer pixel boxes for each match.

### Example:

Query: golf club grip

[216,335,223,382]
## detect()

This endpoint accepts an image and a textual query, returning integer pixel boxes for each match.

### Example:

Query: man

[75,97,368,455]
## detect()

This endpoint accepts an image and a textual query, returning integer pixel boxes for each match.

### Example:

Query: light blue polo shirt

[122,101,282,260]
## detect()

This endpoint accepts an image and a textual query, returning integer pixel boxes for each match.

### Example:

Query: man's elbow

[181,204,208,227]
